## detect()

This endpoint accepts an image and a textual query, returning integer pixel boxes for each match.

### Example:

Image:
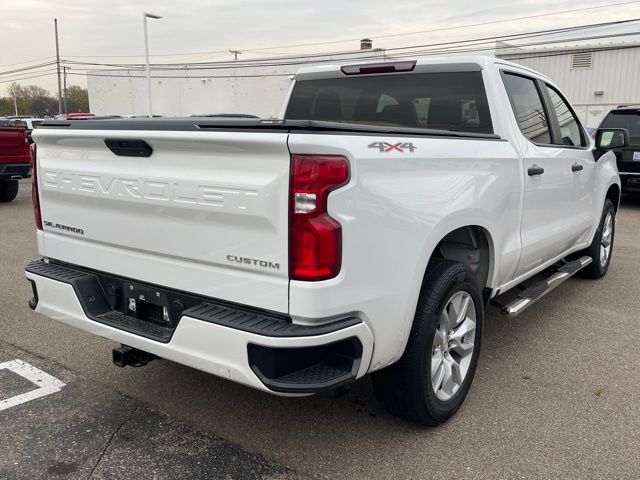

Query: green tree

[65,85,89,113]
[7,83,29,114]
[24,85,54,117]
[0,82,87,117]
[0,97,14,116]
[5,83,58,117]
[32,95,58,117]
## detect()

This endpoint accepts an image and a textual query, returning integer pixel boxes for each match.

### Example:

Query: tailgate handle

[105,139,153,157]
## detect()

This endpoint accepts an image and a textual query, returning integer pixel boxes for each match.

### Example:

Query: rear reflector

[340,60,416,76]
[289,155,349,281]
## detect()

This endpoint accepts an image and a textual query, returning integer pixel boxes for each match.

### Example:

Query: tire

[575,199,615,279]
[373,259,483,425]
[0,180,19,203]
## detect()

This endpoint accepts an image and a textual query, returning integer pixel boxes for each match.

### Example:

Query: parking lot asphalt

[2,179,640,479]
[0,342,296,480]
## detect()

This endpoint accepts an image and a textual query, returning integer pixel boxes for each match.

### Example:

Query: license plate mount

[125,282,173,325]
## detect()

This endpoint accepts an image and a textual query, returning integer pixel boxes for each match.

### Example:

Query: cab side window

[9,120,27,129]
[545,85,586,147]
[502,73,551,144]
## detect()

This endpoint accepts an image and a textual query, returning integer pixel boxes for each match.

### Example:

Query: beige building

[497,42,640,130]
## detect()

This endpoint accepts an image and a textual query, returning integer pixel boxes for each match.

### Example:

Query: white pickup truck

[26,56,626,425]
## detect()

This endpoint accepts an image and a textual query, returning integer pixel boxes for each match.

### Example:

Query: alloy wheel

[600,211,613,268]
[431,291,477,402]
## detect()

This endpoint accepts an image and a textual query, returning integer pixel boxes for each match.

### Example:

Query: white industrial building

[88,40,640,128]
[87,44,387,118]
[88,63,298,118]
[497,42,640,130]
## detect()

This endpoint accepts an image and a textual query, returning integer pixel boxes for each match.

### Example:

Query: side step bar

[498,256,592,318]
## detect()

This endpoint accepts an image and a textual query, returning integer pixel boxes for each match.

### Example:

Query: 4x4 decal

[368,141,417,153]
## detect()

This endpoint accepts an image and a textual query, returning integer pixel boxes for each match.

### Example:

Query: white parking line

[0,359,65,412]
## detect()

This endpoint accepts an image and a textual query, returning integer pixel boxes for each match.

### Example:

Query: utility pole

[54,18,63,115]
[143,12,162,118]
[12,94,18,116]
[63,66,68,114]
[229,49,242,61]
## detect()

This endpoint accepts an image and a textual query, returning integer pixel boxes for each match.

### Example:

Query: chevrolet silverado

[25,56,625,424]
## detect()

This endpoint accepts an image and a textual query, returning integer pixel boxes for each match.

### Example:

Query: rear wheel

[576,199,615,279]
[373,259,483,425]
[0,180,19,202]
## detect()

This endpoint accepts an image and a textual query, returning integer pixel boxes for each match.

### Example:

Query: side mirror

[595,128,629,150]
[593,128,629,160]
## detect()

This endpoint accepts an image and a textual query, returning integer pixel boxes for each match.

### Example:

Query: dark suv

[599,106,640,192]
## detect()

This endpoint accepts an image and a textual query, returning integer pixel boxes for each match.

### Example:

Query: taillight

[289,155,349,281]
[31,143,42,230]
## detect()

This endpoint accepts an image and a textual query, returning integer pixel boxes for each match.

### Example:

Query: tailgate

[0,127,29,164]
[33,128,291,313]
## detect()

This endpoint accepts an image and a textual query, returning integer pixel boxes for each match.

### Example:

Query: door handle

[527,165,545,176]
[571,163,584,172]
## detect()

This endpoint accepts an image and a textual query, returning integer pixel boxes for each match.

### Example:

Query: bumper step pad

[247,339,362,393]
[184,303,359,337]
[26,259,360,341]
[276,363,352,386]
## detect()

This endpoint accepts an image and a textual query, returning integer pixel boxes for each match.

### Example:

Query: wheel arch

[385,219,500,371]
[426,225,496,295]
[605,182,621,212]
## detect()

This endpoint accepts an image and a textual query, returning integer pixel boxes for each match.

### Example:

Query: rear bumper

[620,172,640,191]
[0,163,31,180]
[25,259,374,395]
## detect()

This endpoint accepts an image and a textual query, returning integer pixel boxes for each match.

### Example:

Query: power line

[372,18,640,56]
[61,50,229,59]
[57,0,640,60]
[494,41,640,60]
[402,30,640,57]
[3,9,637,78]
[0,67,61,79]
[58,18,640,72]
[0,61,58,77]
[4,15,640,87]
[64,29,640,82]
[68,71,292,79]
[0,57,55,68]
[0,71,58,85]
[0,67,61,83]
[245,0,640,52]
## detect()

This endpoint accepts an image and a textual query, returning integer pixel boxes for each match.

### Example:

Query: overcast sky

[2,0,640,97]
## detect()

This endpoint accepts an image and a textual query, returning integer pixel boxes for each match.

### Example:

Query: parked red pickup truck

[0,127,32,202]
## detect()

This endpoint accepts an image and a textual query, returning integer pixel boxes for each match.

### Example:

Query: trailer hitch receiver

[112,345,158,368]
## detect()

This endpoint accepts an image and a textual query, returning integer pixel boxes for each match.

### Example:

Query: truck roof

[294,55,550,83]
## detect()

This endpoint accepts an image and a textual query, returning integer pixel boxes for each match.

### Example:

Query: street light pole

[54,18,63,115]
[143,12,162,118]
[63,66,68,114]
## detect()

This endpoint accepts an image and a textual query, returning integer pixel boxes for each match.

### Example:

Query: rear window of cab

[285,71,493,134]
